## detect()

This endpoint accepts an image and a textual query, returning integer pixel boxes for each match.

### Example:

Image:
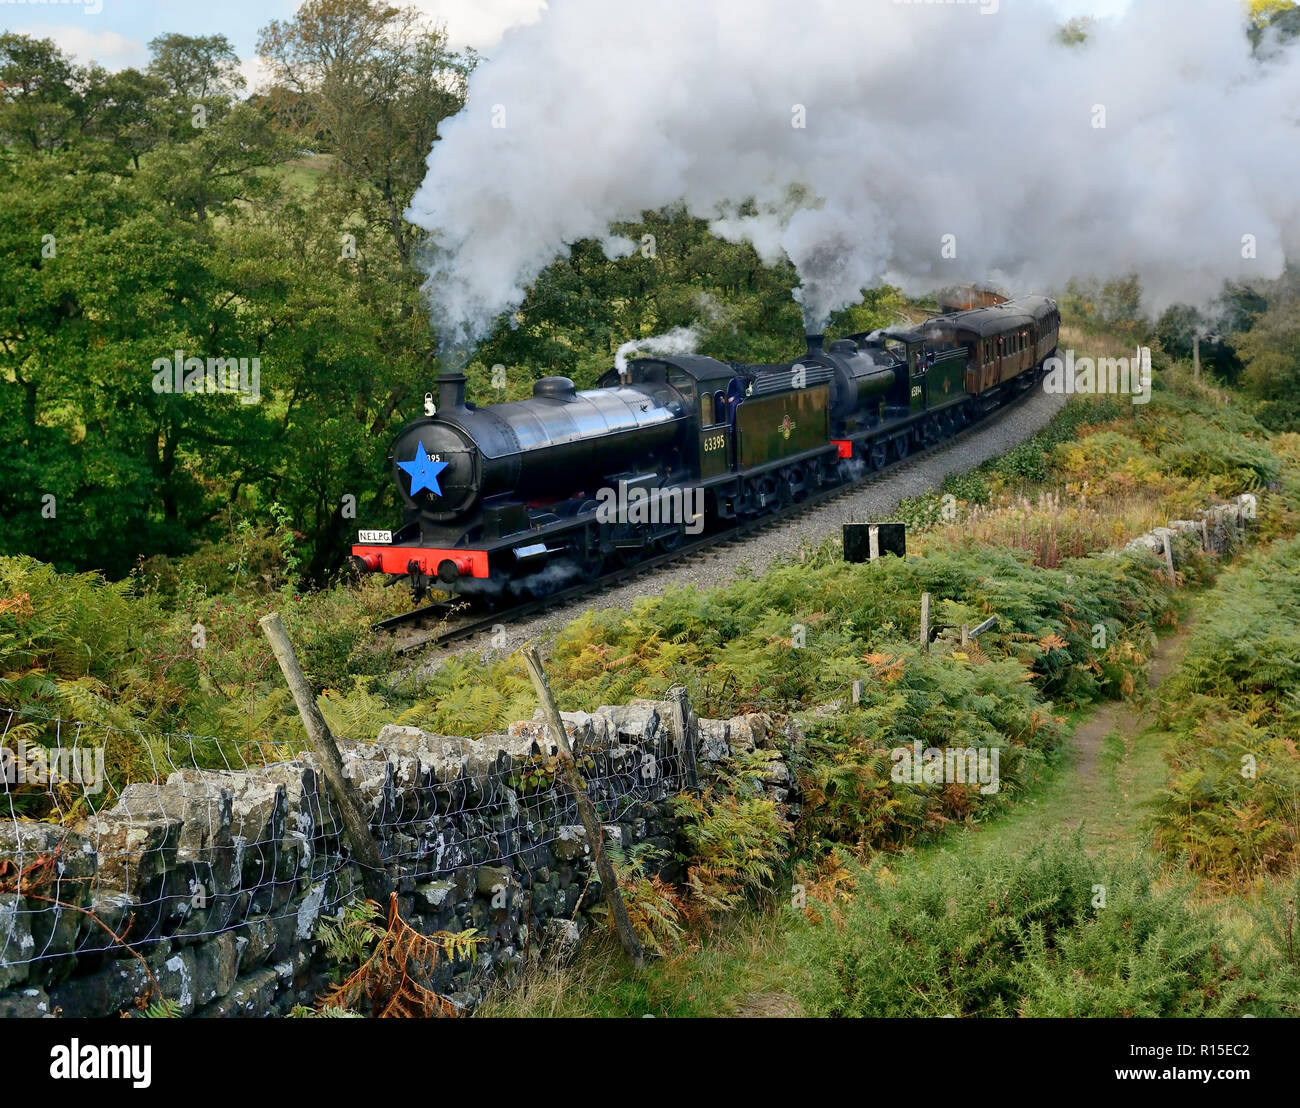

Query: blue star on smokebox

[397,442,450,497]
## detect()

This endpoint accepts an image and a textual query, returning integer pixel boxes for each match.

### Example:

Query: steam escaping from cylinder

[614,326,701,374]
[408,0,1300,354]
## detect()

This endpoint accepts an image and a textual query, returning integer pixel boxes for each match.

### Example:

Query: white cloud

[26,23,149,72]
[406,0,547,51]
[238,54,274,94]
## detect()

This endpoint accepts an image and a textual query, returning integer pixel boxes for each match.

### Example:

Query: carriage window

[714,390,726,423]
[700,394,713,425]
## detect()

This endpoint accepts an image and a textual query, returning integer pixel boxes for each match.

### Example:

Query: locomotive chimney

[437,371,468,412]
[806,334,825,357]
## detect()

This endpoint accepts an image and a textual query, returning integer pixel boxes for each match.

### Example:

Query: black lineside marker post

[522,644,645,970]
[843,522,906,563]
[260,612,391,904]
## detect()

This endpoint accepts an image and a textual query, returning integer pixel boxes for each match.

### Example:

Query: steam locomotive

[350,295,1060,600]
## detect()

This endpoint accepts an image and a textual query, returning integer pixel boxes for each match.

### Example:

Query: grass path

[479,611,1202,1017]
[919,614,1195,870]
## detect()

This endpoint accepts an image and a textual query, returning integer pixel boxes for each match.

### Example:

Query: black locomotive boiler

[350,295,1060,600]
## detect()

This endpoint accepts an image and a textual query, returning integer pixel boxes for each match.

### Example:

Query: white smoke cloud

[598,234,638,260]
[408,0,1300,351]
[613,326,701,373]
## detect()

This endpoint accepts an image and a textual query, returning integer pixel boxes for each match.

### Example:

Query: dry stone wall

[0,693,792,1017]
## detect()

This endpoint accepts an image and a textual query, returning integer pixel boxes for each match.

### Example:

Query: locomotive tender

[351,295,1060,600]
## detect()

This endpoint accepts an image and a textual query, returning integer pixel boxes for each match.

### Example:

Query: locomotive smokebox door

[843,522,906,563]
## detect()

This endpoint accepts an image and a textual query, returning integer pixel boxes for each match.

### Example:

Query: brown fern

[317,894,484,1018]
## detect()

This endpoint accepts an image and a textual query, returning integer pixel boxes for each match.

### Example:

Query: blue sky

[1,0,1133,85]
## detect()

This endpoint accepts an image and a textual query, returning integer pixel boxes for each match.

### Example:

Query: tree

[138,101,288,223]
[257,0,475,268]
[80,67,170,170]
[1057,17,1094,46]
[147,33,246,102]
[1233,267,1300,431]
[1248,1,1300,48]
[0,33,80,153]
[146,33,247,140]
[0,153,277,575]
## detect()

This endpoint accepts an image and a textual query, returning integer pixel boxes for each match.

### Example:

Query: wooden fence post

[259,612,390,904]
[851,679,863,705]
[522,645,645,970]
[920,592,931,653]
[667,684,699,790]
[1162,532,1177,584]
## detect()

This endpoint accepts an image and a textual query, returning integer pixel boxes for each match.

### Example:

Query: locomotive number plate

[358,530,393,544]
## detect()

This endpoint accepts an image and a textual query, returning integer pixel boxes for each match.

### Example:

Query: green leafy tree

[0,33,81,153]
[1234,268,1300,430]
[80,67,171,170]
[257,0,475,268]
[147,33,246,102]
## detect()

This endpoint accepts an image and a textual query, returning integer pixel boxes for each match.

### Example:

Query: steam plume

[613,326,700,373]
[408,0,1300,350]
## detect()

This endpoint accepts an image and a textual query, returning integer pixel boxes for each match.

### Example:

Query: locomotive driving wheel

[613,524,648,567]
[787,464,810,502]
[575,522,605,577]
[653,522,686,553]
[868,441,888,470]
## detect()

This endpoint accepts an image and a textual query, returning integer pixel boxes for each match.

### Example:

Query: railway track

[377,378,1043,656]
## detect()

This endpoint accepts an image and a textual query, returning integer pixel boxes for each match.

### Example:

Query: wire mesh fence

[0,698,699,990]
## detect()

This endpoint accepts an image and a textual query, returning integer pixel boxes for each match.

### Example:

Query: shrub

[786,836,1294,1017]
[1152,536,1300,883]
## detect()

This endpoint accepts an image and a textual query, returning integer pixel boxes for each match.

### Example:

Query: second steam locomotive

[351,295,1060,600]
